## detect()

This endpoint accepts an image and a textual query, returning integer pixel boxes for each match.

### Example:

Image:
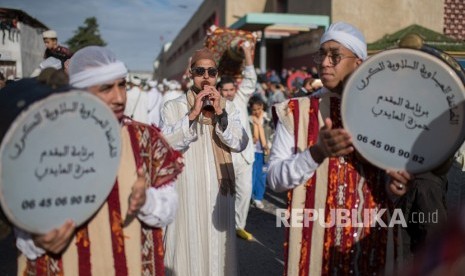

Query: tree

[66,17,106,53]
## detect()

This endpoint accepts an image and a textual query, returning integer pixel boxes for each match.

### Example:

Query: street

[238,189,287,276]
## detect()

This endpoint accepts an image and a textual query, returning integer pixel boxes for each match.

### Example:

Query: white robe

[147,87,163,127]
[160,94,248,276]
[124,86,148,124]
[230,65,256,230]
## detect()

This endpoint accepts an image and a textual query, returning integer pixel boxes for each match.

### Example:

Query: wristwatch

[216,109,228,131]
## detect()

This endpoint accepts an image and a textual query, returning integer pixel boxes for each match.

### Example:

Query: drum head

[0,91,121,234]
[342,48,465,173]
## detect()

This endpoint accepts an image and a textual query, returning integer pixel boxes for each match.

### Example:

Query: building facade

[154,0,454,81]
[0,8,48,79]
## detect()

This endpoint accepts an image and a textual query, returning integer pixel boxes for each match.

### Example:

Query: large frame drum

[342,40,465,173]
[0,91,121,234]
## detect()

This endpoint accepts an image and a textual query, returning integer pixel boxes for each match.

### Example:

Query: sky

[2,0,203,71]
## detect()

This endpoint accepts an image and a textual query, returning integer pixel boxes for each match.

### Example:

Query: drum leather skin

[0,91,121,234]
[342,37,465,173]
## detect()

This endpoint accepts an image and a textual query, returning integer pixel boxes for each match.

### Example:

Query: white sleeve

[160,100,198,151]
[137,184,178,228]
[267,121,320,192]
[236,65,257,102]
[215,102,249,152]
[15,228,45,260]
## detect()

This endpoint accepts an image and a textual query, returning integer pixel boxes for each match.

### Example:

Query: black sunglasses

[191,67,218,77]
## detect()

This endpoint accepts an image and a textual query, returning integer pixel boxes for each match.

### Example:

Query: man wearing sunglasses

[161,48,248,276]
[267,22,413,275]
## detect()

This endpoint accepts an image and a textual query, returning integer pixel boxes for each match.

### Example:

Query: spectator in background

[147,80,164,127]
[162,80,183,104]
[124,75,148,124]
[217,39,257,242]
[268,69,281,84]
[309,65,319,78]
[280,68,289,86]
[267,81,287,107]
[249,95,272,209]
[293,77,314,98]
[42,30,72,66]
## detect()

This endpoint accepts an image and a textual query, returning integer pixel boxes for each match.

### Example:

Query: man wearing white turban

[267,22,412,275]
[16,46,183,275]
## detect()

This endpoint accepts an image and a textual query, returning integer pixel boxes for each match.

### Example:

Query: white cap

[43,30,57,39]
[168,80,178,90]
[147,80,157,87]
[320,22,367,60]
[130,75,141,86]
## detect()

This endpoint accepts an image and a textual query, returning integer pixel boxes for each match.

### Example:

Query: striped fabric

[20,119,182,276]
[274,96,397,276]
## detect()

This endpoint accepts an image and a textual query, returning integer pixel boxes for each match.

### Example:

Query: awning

[229,13,330,32]
[368,24,465,52]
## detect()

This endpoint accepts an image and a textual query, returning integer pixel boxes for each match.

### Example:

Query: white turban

[129,75,141,86]
[320,22,367,60]
[147,80,157,88]
[68,46,128,88]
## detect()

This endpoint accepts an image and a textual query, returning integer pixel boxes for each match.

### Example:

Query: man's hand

[204,85,223,115]
[240,41,254,66]
[310,118,354,163]
[32,220,76,254]
[252,115,261,126]
[387,170,413,196]
[188,90,211,121]
[127,168,147,217]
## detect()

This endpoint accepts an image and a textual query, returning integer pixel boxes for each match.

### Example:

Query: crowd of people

[0,21,465,276]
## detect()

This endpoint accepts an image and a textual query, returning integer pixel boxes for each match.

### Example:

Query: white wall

[0,21,45,78]
[20,23,46,78]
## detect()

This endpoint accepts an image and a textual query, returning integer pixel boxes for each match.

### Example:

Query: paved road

[238,189,288,276]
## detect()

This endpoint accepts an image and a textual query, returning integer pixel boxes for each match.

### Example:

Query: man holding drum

[15,46,183,275]
[267,22,412,275]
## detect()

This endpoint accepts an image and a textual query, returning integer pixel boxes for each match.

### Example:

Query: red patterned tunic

[19,118,183,276]
[272,95,397,276]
